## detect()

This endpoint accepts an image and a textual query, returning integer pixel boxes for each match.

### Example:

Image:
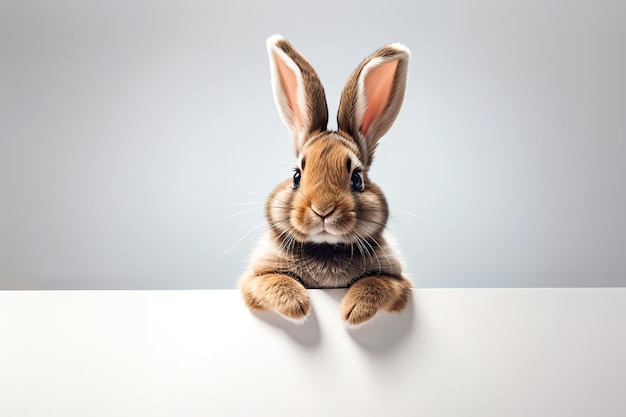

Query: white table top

[1,288,625,416]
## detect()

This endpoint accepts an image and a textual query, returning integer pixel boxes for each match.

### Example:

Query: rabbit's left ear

[267,35,329,154]
[338,44,410,167]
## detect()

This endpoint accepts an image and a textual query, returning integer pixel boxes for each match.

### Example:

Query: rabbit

[238,35,413,326]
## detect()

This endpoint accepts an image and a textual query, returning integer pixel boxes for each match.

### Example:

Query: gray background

[1,0,624,290]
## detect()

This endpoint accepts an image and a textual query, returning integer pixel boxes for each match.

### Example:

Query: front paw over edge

[340,276,411,326]
[239,273,311,324]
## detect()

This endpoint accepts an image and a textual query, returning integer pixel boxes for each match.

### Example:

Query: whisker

[392,209,433,223]
[232,202,264,207]
[300,240,315,278]
[268,216,292,227]
[240,189,266,196]
[388,216,411,229]
[279,232,291,252]
[225,207,264,220]
[362,236,377,270]
[352,234,369,275]
[268,196,295,209]
[223,222,268,254]
[355,217,388,228]
[283,232,298,259]
[354,230,377,271]
[269,204,292,211]
[236,217,265,232]
[274,222,295,242]
[349,238,355,262]
[358,227,393,276]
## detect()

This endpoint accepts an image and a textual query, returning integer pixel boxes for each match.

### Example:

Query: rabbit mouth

[305,222,353,244]
[306,230,350,244]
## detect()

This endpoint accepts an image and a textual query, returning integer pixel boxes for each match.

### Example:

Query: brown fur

[239,36,412,325]
[341,276,412,323]
[240,273,311,321]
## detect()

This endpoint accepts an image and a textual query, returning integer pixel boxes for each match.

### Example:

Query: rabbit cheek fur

[238,35,413,326]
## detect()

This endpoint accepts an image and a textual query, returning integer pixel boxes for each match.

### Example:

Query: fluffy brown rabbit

[238,35,412,326]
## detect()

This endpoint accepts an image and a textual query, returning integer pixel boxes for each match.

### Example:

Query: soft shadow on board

[323,289,416,353]
[251,307,322,348]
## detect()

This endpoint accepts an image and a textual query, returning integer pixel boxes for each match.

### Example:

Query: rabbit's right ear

[337,43,410,167]
[267,35,329,154]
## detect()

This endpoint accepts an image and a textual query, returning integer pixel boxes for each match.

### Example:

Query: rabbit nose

[311,204,336,218]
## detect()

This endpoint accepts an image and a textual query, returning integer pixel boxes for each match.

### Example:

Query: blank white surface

[1,288,625,417]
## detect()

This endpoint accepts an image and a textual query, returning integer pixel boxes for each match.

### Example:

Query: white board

[1,289,625,416]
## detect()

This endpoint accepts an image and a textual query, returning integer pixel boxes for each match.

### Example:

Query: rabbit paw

[273,280,311,323]
[341,276,411,326]
[340,278,386,326]
[240,273,311,323]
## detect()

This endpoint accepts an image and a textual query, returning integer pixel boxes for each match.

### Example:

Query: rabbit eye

[350,170,363,191]
[292,168,301,189]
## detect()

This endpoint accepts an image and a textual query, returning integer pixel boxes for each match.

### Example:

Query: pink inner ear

[361,60,398,135]
[274,52,303,129]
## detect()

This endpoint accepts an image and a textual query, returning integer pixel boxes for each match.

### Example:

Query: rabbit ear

[267,35,329,153]
[337,44,410,166]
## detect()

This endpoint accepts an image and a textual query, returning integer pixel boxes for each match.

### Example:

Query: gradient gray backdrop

[1,0,625,289]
